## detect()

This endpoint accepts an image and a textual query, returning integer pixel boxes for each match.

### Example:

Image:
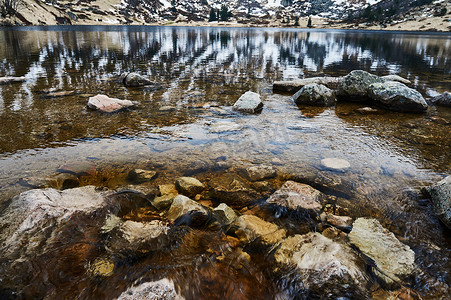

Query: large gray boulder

[87,94,134,113]
[266,180,324,212]
[273,76,343,93]
[337,70,384,101]
[348,218,416,285]
[424,176,451,230]
[293,83,337,107]
[121,72,152,87]
[232,91,263,113]
[368,81,428,112]
[430,92,451,107]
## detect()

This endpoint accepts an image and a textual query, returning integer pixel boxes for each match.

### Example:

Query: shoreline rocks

[368,81,428,112]
[232,91,263,113]
[423,176,451,230]
[231,215,286,245]
[293,83,337,107]
[337,70,384,101]
[430,92,451,107]
[266,180,324,212]
[273,76,343,93]
[121,72,152,87]
[87,94,135,113]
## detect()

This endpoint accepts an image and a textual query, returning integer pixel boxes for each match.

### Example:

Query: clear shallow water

[0,26,450,299]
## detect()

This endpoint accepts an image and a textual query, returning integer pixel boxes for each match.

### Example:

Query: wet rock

[209,121,242,133]
[21,173,79,190]
[128,169,157,182]
[57,160,96,176]
[166,195,209,221]
[86,257,115,277]
[87,94,134,113]
[368,81,428,112]
[349,218,416,285]
[231,215,286,245]
[117,278,184,300]
[273,76,343,93]
[326,214,353,229]
[107,220,170,254]
[430,92,451,107]
[0,76,26,84]
[429,116,450,125]
[381,75,411,85]
[151,184,178,210]
[41,90,75,99]
[232,91,263,114]
[0,186,106,257]
[337,70,384,101]
[274,233,368,288]
[208,173,261,209]
[293,83,336,107]
[266,181,323,212]
[320,158,351,172]
[175,177,205,198]
[356,107,380,114]
[423,176,451,230]
[121,72,152,87]
[159,106,176,112]
[184,160,211,175]
[244,165,277,181]
[212,203,238,225]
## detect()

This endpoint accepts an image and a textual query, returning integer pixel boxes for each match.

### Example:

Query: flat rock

[0,76,26,84]
[337,70,384,101]
[424,176,451,230]
[175,177,205,198]
[368,81,428,112]
[121,72,152,87]
[382,75,411,85]
[231,215,286,245]
[274,233,368,287]
[209,121,242,133]
[232,91,263,113]
[87,94,134,113]
[166,195,209,221]
[244,165,277,181]
[430,92,451,107]
[349,218,416,285]
[273,76,343,93]
[321,158,351,172]
[293,83,337,107]
[266,180,323,212]
[326,214,353,229]
[117,278,184,300]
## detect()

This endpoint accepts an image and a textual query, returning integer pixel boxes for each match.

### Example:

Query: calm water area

[0,26,450,299]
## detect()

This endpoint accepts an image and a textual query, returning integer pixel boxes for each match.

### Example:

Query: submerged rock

[209,121,242,133]
[152,184,178,210]
[121,72,152,87]
[231,215,286,245]
[212,203,238,225]
[166,195,209,221]
[293,83,336,107]
[356,107,381,115]
[87,94,134,113]
[175,177,205,198]
[320,158,351,172]
[273,76,343,93]
[424,176,451,230]
[326,214,353,229]
[430,92,451,107]
[128,169,157,182]
[244,165,277,181]
[337,70,384,101]
[117,278,184,300]
[232,91,263,113]
[266,181,324,212]
[368,81,428,112]
[381,75,411,85]
[348,218,416,285]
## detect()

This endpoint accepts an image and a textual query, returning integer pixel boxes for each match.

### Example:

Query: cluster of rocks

[274,70,450,112]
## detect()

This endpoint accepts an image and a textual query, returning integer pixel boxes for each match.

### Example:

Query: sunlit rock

[128,169,157,182]
[349,218,416,285]
[87,94,134,113]
[430,92,451,107]
[326,214,353,229]
[117,278,184,300]
[121,72,152,87]
[244,165,277,181]
[273,76,342,93]
[293,83,337,107]
[368,81,428,112]
[152,184,178,210]
[424,176,451,230]
[321,158,351,172]
[0,76,26,84]
[266,180,323,212]
[381,74,411,85]
[231,215,286,245]
[166,195,209,221]
[337,70,384,101]
[175,177,205,198]
[232,91,263,114]
[212,203,238,225]
[86,257,115,277]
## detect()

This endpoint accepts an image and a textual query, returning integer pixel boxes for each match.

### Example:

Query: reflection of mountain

[0,27,449,154]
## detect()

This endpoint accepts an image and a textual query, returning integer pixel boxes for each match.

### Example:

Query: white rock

[87,94,134,113]
[321,158,351,172]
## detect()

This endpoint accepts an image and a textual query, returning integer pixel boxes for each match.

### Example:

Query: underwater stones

[87,94,134,113]
[107,220,170,254]
[381,74,411,85]
[348,218,416,285]
[430,92,451,107]
[212,203,238,225]
[121,72,152,87]
[424,176,451,230]
[57,160,96,176]
[325,214,353,229]
[86,257,115,277]
[244,165,277,181]
[368,81,428,112]
[175,177,205,198]
[273,76,343,93]
[320,158,351,172]
[0,76,26,84]
[337,70,384,101]
[232,91,263,113]
[293,83,337,107]
[151,184,178,210]
[231,215,286,245]
[128,169,157,182]
[266,181,323,212]
[274,233,367,286]
[209,121,242,133]
[117,278,184,300]
[356,107,381,115]
[166,195,209,221]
